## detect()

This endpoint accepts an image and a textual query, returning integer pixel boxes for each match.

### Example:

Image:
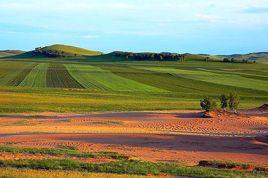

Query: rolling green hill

[12,44,102,58]
[40,44,102,56]
[2,43,268,63]
[3,44,267,63]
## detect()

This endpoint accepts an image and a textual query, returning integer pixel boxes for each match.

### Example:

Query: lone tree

[200,97,217,112]
[219,94,228,110]
[229,92,240,113]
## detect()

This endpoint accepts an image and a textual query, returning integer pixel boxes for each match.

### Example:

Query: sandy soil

[0,108,267,167]
[0,110,267,136]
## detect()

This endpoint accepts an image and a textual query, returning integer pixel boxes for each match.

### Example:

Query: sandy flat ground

[0,108,267,167]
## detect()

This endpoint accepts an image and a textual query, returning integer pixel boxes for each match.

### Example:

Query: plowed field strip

[46,64,84,88]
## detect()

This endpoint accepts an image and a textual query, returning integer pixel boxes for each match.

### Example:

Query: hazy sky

[0,0,268,54]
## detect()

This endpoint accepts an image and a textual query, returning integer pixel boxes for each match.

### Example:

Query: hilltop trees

[32,48,79,57]
[222,58,255,64]
[32,48,69,57]
[200,93,240,113]
[111,51,184,61]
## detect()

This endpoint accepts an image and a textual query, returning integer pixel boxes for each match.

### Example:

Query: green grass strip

[0,159,266,178]
[0,145,128,160]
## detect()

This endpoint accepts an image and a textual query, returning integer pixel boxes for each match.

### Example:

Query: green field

[0,56,267,113]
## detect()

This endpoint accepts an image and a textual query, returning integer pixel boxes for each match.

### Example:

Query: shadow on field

[175,112,202,118]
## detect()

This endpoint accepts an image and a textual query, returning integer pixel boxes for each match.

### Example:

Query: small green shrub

[200,97,217,111]
[219,94,228,110]
[229,92,240,111]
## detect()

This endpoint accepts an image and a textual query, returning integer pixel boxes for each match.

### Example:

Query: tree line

[223,58,256,64]
[111,51,186,61]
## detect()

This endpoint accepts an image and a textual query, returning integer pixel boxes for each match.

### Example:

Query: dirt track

[0,109,267,167]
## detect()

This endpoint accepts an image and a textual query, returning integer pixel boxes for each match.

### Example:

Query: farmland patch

[137,66,268,92]
[66,64,165,92]
[46,64,84,89]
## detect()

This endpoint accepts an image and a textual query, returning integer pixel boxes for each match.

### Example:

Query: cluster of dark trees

[111,51,186,61]
[200,92,240,112]
[32,47,77,57]
[223,58,256,64]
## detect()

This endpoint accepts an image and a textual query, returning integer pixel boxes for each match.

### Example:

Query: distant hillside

[18,44,102,58]
[0,50,24,57]
[220,52,268,62]
[3,44,267,63]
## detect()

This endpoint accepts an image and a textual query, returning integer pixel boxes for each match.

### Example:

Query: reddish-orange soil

[0,108,267,167]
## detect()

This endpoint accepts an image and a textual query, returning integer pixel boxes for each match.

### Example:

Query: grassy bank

[0,159,267,178]
[0,145,128,160]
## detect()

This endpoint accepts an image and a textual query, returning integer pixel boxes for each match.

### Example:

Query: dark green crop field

[0,57,267,113]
